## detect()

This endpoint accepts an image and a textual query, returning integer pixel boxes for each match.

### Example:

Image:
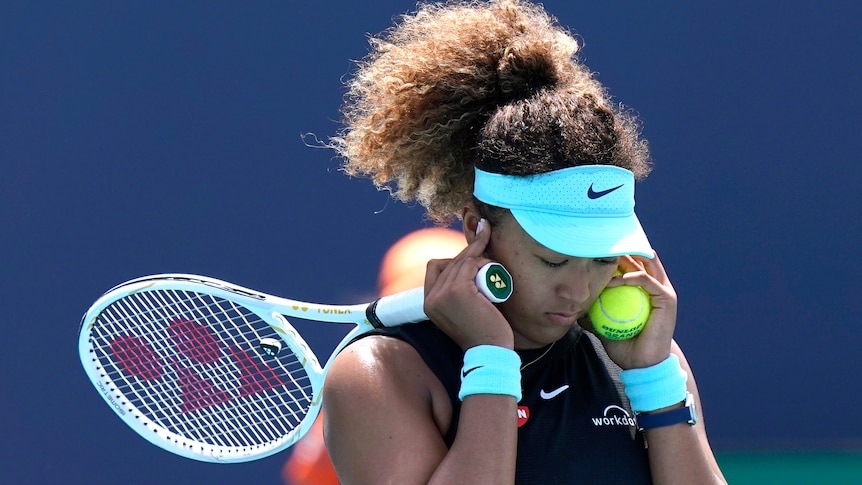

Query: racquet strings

[85,288,313,450]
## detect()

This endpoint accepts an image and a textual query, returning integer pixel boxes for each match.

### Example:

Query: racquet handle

[370,262,513,327]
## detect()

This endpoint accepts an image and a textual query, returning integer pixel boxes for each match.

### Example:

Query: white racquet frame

[78,263,512,463]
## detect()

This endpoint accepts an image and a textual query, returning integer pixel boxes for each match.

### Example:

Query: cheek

[492,258,534,309]
[506,264,551,306]
[486,234,551,306]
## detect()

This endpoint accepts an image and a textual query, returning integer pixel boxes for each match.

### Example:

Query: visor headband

[473,165,636,217]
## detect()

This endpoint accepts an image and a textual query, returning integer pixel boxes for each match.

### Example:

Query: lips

[546,312,578,325]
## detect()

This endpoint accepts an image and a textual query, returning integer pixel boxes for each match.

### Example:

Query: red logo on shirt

[517,406,530,427]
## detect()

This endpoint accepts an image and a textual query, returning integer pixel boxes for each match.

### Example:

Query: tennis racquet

[78,263,513,463]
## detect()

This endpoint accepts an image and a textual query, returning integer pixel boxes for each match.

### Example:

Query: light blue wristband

[619,354,688,412]
[458,345,522,402]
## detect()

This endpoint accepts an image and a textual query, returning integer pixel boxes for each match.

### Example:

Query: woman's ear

[460,201,483,243]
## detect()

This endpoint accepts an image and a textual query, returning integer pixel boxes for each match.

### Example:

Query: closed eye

[539,257,568,268]
[594,257,619,266]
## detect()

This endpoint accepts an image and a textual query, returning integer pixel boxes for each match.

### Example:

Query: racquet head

[78,274,378,463]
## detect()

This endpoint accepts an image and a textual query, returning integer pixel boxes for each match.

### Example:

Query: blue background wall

[2,1,860,483]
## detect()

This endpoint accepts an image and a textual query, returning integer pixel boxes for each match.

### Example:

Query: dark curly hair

[331,0,651,223]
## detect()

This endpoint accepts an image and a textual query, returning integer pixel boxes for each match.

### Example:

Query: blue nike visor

[473,165,654,258]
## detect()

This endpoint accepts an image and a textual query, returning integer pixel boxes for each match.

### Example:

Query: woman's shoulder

[324,325,456,406]
[322,330,456,460]
[326,334,426,393]
[349,322,464,377]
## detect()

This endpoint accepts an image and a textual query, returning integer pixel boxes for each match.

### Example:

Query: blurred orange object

[377,227,467,297]
[281,416,337,485]
[282,227,466,484]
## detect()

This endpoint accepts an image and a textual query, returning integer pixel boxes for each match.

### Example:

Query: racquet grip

[368,263,512,328]
[369,287,427,327]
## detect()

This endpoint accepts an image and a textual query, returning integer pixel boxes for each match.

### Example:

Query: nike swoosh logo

[462,366,484,378]
[587,183,624,199]
[540,384,570,400]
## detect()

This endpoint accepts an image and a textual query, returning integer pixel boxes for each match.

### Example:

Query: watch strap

[636,392,697,431]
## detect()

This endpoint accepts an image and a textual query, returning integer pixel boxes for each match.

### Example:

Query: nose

[555,266,593,306]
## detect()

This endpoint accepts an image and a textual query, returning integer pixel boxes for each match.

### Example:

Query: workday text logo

[592,405,636,427]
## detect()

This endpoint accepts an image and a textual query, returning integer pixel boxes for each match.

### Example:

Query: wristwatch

[635,392,697,431]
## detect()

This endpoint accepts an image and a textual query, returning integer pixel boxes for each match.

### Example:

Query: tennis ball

[588,278,651,341]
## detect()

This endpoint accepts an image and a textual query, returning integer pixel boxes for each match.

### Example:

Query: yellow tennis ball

[588,283,651,341]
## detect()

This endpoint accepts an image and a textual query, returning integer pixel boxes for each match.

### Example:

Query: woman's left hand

[592,252,678,369]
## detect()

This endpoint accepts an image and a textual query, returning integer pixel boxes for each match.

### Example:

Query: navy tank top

[356,321,652,484]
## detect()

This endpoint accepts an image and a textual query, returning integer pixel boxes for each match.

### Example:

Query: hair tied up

[496,36,559,102]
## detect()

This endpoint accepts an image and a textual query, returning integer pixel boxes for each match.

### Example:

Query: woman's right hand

[422,219,514,350]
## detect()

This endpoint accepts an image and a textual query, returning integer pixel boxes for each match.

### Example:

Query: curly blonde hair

[332,0,651,223]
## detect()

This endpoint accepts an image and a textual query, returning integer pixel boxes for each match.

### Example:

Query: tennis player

[323,1,727,483]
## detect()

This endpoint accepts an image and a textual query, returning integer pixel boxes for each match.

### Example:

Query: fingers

[425,218,491,288]
[421,219,513,349]
[612,253,671,292]
[463,217,491,258]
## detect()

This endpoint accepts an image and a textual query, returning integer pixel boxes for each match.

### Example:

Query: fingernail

[476,218,486,235]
